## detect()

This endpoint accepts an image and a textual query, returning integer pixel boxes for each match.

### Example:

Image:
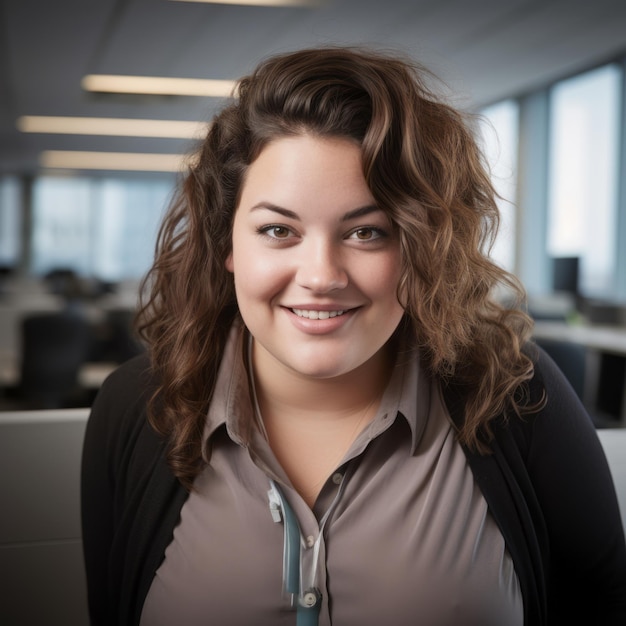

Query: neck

[249,339,394,506]
[250,340,393,424]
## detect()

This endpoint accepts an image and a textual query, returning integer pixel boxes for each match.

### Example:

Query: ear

[225,251,234,273]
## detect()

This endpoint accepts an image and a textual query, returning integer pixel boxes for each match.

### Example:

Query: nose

[295,240,348,293]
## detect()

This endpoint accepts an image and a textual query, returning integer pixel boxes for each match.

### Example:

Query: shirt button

[301,589,321,608]
[331,472,343,485]
[305,535,315,548]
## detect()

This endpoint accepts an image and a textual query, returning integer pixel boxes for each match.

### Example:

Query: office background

[2,0,626,294]
[2,3,626,625]
[2,0,626,414]
[0,0,626,413]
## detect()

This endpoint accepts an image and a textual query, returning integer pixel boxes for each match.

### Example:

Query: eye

[348,227,386,241]
[258,224,293,239]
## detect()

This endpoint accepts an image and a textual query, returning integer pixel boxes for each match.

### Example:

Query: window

[31,176,174,281]
[546,64,621,297]
[93,180,174,280]
[0,177,22,268]
[478,100,519,274]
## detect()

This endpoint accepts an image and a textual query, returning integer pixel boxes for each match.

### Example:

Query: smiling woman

[81,47,626,626]
[226,135,404,385]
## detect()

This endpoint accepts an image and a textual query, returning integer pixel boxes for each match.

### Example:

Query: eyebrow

[250,202,382,221]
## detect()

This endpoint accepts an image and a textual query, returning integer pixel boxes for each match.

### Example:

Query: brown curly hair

[137,46,537,490]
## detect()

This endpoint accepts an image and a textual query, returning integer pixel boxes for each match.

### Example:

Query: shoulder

[444,342,595,457]
[488,342,596,454]
[85,353,161,460]
[523,342,595,436]
[441,343,565,435]
[92,353,155,418]
[526,342,581,410]
[99,352,156,401]
[491,343,614,502]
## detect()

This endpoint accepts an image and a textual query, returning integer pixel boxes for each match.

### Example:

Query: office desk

[0,350,116,390]
[533,322,626,426]
[533,322,626,356]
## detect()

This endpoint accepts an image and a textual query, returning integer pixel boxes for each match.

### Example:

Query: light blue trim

[268,480,322,626]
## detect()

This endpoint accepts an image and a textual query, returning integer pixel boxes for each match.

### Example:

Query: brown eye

[271,226,290,238]
[347,226,386,242]
[259,225,292,239]
[355,228,374,240]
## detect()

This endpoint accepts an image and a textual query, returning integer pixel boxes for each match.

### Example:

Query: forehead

[238,134,375,212]
[251,133,362,171]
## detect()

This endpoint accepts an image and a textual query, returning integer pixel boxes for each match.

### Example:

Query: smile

[291,308,347,320]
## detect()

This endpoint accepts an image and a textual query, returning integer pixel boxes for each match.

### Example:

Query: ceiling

[2,0,626,175]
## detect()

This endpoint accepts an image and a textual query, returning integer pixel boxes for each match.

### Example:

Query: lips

[291,308,347,320]
[285,305,356,335]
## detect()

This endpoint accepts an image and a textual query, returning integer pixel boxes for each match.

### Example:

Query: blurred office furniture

[0,275,141,410]
[582,299,626,326]
[0,408,89,626]
[89,308,144,364]
[18,310,92,409]
[107,308,143,361]
[532,320,626,427]
[596,429,626,532]
[529,255,581,318]
[44,268,117,305]
[0,275,141,356]
[0,265,15,298]
[552,255,580,299]
[595,352,626,420]
[527,292,577,323]
[43,268,83,300]
[0,281,63,361]
[529,271,626,429]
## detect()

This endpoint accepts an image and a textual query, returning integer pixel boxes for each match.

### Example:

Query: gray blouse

[140,325,523,626]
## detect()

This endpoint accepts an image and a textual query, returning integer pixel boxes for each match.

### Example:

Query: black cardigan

[81,349,626,625]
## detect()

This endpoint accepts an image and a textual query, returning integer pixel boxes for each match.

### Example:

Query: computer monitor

[552,256,580,296]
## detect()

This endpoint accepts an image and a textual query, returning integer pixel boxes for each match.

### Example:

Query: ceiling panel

[1,0,626,174]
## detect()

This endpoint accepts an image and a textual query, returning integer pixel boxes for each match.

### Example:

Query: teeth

[292,309,346,320]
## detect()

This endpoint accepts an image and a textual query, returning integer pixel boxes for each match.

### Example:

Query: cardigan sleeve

[446,345,626,626]
[525,348,626,624]
[80,354,155,625]
[81,354,189,626]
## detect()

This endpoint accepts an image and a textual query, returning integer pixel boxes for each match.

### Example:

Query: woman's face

[226,134,405,382]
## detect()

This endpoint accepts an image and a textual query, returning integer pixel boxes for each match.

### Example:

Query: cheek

[232,255,285,303]
[362,254,403,300]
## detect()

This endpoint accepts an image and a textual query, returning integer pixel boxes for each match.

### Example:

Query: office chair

[19,310,92,409]
[104,308,144,363]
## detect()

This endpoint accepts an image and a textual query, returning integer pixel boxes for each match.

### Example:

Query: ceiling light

[82,75,237,97]
[40,151,188,173]
[169,0,319,6]
[17,116,206,139]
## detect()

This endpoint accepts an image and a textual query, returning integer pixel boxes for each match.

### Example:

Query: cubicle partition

[0,412,624,626]
[0,409,89,626]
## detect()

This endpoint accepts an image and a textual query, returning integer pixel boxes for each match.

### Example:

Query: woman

[81,47,626,625]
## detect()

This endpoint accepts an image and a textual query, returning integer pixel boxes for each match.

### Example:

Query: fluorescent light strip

[82,75,237,97]
[17,116,205,139]
[40,151,187,173]
[169,0,318,6]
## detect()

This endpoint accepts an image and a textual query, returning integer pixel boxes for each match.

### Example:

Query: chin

[284,356,364,380]
[288,364,344,379]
